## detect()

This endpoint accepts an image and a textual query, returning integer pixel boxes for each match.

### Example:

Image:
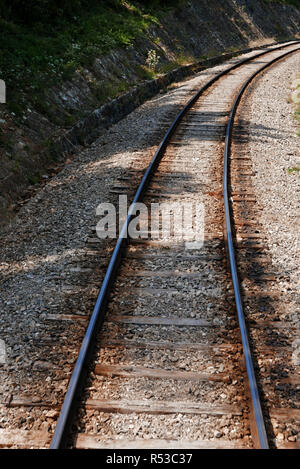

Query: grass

[158,52,195,74]
[294,110,300,123]
[27,174,40,185]
[135,65,156,80]
[293,107,300,136]
[90,78,134,103]
[0,1,164,117]
[1,0,299,119]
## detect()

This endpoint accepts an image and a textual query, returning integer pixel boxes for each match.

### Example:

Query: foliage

[145,49,160,71]
[0,0,299,116]
[0,1,162,115]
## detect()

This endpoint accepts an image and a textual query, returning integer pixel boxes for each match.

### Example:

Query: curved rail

[50,41,300,449]
[223,46,300,449]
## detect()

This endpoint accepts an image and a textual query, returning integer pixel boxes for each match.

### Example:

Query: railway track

[2,42,298,450]
[48,40,300,450]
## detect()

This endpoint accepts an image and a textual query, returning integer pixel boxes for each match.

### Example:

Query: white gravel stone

[0,339,7,364]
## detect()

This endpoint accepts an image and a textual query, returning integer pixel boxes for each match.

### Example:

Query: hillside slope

[0,0,299,223]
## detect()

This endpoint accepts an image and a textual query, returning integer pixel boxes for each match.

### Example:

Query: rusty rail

[50,40,300,449]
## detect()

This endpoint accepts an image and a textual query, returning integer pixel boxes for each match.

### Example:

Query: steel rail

[223,46,300,449]
[50,40,300,449]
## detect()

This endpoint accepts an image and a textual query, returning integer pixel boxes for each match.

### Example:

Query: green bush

[0,1,162,115]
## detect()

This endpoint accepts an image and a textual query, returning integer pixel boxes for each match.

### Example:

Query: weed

[290,73,300,136]
[206,48,219,59]
[135,65,156,80]
[90,79,131,105]
[294,111,300,124]
[146,49,160,72]
[158,61,180,74]
[27,174,40,185]
[0,2,161,115]
[158,52,195,75]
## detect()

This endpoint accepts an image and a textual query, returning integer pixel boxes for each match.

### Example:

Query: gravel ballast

[0,44,299,448]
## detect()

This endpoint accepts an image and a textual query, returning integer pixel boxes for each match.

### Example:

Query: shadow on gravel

[0,90,297,447]
[230,117,299,448]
